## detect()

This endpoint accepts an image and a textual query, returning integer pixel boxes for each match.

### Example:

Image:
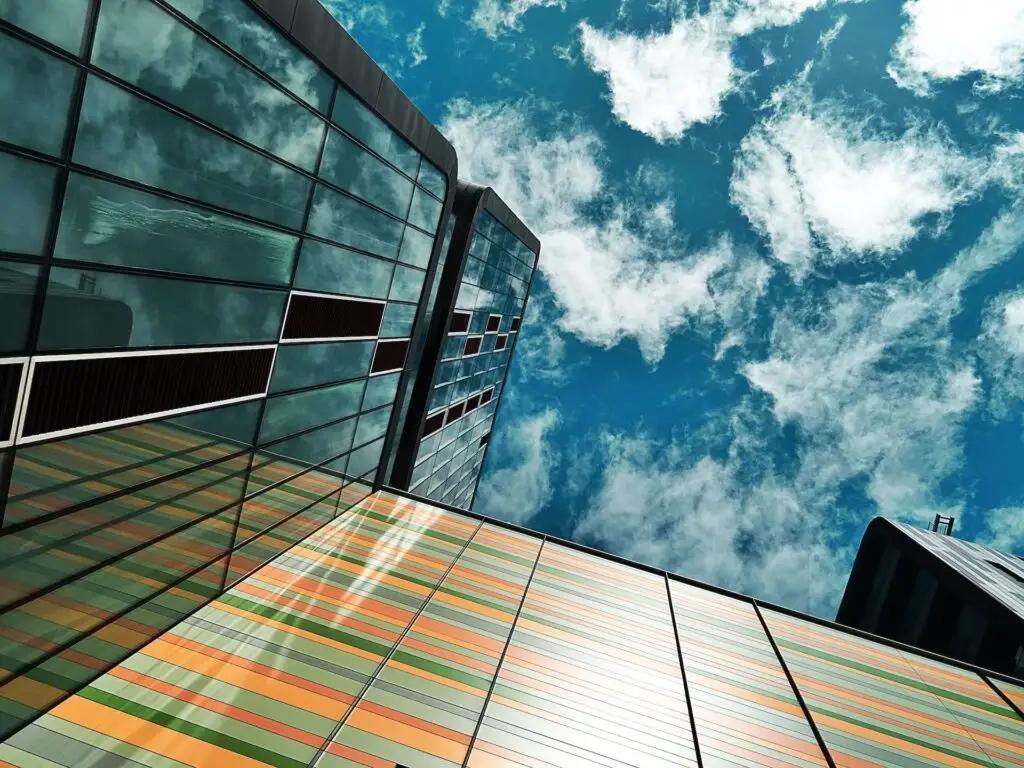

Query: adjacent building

[388,183,540,509]
[837,517,1024,677]
[1,488,1022,767]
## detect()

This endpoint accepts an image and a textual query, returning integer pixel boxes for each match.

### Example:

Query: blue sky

[322,0,1024,617]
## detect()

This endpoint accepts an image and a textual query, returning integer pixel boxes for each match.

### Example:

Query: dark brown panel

[486,315,501,333]
[445,400,465,424]
[463,336,481,356]
[464,393,481,413]
[510,316,521,332]
[450,312,470,334]
[422,410,445,437]
[495,334,508,351]
[480,388,493,405]
[22,348,273,438]
[480,432,490,447]
[377,77,431,152]
[0,362,22,441]
[371,339,409,374]
[282,294,384,341]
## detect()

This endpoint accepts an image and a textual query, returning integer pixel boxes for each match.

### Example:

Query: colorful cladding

[668,580,828,767]
[1,489,1022,768]
[993,678,1024,719]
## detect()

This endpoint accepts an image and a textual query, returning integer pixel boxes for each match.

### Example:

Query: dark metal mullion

[225,77,338,589]
[304,516,486,767]
[663,575,704,768]
[753,600,838,768]
[461,535,546,767]
[982,673,1024,721]
[37,256,297,293]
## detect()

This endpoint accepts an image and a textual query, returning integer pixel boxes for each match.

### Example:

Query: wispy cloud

[470,0,567,38]
[978,289,1024,417]
[977,507,1024,553]
[889,0,1024,94]
[407,22,427,67]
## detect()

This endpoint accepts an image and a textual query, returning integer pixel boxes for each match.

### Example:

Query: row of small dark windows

[422,387,494,438]
[449,311,520,335]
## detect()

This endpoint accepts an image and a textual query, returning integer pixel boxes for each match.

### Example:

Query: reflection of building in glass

[838,517,1024,677]
[1,488,1022,766]
[390,183,541,509]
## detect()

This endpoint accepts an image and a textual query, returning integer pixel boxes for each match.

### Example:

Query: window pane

[417,162,446,200]
[74,76,310,229]
[92,0,325,172]
[388,265,425,303]
[0,260,40,353]
[259,380,365,443]
[269,341,374,393]
[0,152,56,256]
[0,0,89,53]
[256,417,356,480]
[307,184,405,259]
[331,88,420,177]
[0,32,77,155]
[163,0,332,111]
[362,372,400,411]
[37,267,287,350]
[398,227,433,269]
[293,239,394,298]
[319,129,414,218]
[345,436,384,479]
[354,406,391,447]
[407,187,442,234]
[56,175,298,284]
[380,302,415,338]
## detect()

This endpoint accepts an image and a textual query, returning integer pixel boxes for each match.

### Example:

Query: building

[837,517,1024,677]
[0,487,1022,766]
[387,183,541,509]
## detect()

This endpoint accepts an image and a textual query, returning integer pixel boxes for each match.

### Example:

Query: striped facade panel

[320,520,541,767]
[668,580,828,767]
[0,493,475,766]
[466,541,699,768]
[762,608,1017,767]
[991,678,1024,717]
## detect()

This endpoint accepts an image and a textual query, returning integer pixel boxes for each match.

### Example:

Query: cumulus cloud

[731,84,985,276]
[475,409,560,524]
[977,507,1024,553]
[471,0,566,38]
[978,290,1024,416]
[889,0,1024,93]
[442,99,770,363]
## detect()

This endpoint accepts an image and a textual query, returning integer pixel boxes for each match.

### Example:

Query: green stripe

[77,686,306,768]
[466,540,535,568]
[390,649,491,691]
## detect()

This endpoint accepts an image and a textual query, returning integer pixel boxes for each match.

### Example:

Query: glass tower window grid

[0,0,452,738]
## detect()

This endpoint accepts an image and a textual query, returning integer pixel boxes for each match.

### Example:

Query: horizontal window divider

[46,257,296,292]
[268,372,372,400]
[255,410,359,450]
[279,335,379,345]
[0,477,246,618]
[242,449,353,502]
[288,289,386,305]
[0,138,65,168]
[0,17,85,66]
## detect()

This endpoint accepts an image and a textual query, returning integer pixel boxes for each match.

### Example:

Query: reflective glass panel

[407,187,442,233]
[92,0,325,171]
[0,260,40,353]
[259,379,365,443]
[319,129,415,218]
[344,436,384,478]
[307,184,405,259]
[0,152,56,256]
[74,76,310,229]
[163,0,333,111]
[362,372,400,411]
[380,302,416,338]
[331,87,420,177]
[293,239,394,298]
[397,226,433,269]
[417,161,446,200]
[388,264,425,303]
[354,405,391,447]
[0,32,76,155]
[0,0,90,53]
[56,174,299,284]
[269,341,374,393]
[37,267,287,350]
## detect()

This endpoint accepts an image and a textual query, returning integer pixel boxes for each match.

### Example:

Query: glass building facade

[0,0,458,738]
[1,488,1021,767]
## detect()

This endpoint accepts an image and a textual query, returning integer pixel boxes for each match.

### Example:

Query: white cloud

[889,0,1024,94]
[471,0,566,38]
[731,85,985,277]
[437,0,452,17]
[978,289,1024,416]
[514,289,589,385]
[475,410,560,524]
[442,99,770,363]
[320,0,392,30]
[579,13,738,143]
[978,507,1024,553]
[407,23,427,67]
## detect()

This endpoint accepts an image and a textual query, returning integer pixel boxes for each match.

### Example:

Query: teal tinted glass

[0,32,76,155]
[75,76,310,229]
[56,175,299,285]
[417,161,447,200]
[345,437,384,478]
[0,0,90,53]
[354,406,391,447]
[259,380,366,443]
[388,265,425,303]
[0,152,57,256]
[293,240,394,299]
[163,0,333,111]
[260,418,356,472]
[307,185,405,259]
[397,227,434,269]
[331,87,420,177]
[92,0,325,172]
[0,260,40,353]
[362,372,400,411]
[407,187,442,233]
[380,303,416,338]
[319,129,415,218]
[269,342,375,393]
[37,267,287,350]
